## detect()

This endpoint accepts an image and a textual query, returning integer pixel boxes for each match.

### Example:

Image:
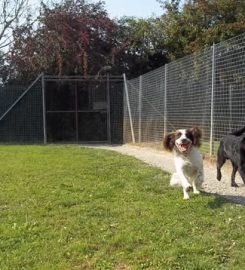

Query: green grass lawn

[0,145,244,270]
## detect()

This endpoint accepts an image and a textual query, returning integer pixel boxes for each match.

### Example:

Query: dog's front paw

[183,185,191,200]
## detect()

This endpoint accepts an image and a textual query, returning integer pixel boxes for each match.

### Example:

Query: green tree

[157,0,245,60]
[115,16,167,78]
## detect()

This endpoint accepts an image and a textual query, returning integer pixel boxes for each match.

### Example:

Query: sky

[30,0,164,18]
[102,0,163,18]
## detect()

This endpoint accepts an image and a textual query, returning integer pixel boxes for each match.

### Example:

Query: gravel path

[84,144,245,205]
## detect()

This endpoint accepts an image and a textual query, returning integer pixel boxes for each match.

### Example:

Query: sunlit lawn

[0,145,244,270]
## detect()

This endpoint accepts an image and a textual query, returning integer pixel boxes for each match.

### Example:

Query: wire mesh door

[45,77,109,143]
[77,80,108,143]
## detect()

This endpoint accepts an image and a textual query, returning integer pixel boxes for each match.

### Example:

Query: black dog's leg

[217,145,226,181]
[239,147,245,184]
[231,162,239,187]
[238,167,245,185]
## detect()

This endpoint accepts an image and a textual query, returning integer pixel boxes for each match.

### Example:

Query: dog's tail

[231,126,245,136]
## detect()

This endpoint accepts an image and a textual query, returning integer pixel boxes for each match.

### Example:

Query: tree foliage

[2,0,245,83]
[158,0,245,60]
[114,16,167,78]
[8,0,120,81]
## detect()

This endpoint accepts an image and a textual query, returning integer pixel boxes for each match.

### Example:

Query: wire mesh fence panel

[141,66,165,144]
[214,34,245,145]
[124,32,245,155]
[0,75,123,144]
[45,80,77,142]
[77,80,108,142]
[0,85,26,116]
[0,76,44,143]
[166,50,213,153]
[110,80,124,144]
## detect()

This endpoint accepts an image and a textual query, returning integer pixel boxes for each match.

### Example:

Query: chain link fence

[123,33,245,155]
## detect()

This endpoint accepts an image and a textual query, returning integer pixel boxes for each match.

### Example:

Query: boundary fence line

[123,33,245,156]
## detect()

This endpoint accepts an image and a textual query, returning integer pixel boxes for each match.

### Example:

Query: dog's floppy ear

[191,127,202,147]
[163,132,175,151]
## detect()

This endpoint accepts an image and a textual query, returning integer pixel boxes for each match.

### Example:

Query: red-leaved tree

[8,0,120,82]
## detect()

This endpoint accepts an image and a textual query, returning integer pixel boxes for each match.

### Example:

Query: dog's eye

[176,132,182,138]
[186,131,193,140]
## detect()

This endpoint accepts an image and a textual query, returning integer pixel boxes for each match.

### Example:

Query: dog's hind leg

[193,171,203,194]
[231,162,239,187]
[239,145,245,184]
[217,145,226,181]
[238,166,245,185]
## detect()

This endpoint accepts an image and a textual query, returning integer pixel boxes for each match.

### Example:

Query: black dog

[217,127,245,187]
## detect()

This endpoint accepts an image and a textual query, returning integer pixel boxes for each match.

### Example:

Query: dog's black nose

[181,139,190,144]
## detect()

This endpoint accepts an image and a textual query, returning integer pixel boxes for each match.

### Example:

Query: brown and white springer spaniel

[163,127,204,199]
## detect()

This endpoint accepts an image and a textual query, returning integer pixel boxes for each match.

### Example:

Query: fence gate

[44,75,123,144]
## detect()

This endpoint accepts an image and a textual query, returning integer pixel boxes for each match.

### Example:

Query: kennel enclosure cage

[0,74,124,144]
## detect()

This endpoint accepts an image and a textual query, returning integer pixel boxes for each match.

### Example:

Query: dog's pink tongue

[180,144,189,151]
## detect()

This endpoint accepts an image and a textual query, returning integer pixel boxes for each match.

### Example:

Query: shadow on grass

[205,192,245,208]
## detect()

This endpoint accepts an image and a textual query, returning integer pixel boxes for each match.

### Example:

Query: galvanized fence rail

[123,33,245,156]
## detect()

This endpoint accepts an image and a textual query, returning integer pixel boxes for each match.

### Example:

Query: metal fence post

[229,84,232,133]
[123,73,135,143]
[163,64,168,137]
[210,43,216,155]
[106,73,112,144]
[41,73,47,144]
[75,80,79,143]
[139,75,142,143]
